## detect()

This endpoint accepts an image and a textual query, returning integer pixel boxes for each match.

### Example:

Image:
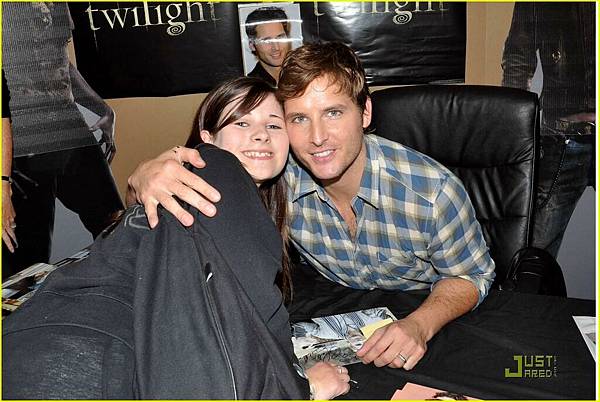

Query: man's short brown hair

[277,42,370,110]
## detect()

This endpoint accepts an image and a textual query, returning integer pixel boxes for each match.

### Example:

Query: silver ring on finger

[397,353,407,363]
[10,222,16,229]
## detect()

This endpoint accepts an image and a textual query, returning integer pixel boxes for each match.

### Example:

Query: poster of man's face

[238,3,302,77]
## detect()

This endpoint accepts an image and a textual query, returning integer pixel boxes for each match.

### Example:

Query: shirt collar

[290,137,381,209]
[290,156,328,202]
[356,136,381,209]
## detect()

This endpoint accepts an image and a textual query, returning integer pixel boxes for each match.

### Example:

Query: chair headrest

[370,85,539,167]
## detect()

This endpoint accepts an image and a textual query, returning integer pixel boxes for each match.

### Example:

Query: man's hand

[2,182,17,252]
[356,317,427,370]
[126,146,221,228]
[90,110,116,162]
[357,278,479,371]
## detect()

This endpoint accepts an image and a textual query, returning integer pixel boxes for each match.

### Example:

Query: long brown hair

[187,77,293,301]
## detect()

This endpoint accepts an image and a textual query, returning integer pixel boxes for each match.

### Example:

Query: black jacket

[3,145,308,399]
[501,3,595,127]
[247,62,277,87]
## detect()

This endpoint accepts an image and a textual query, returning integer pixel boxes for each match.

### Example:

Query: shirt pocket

[376,250,426,284]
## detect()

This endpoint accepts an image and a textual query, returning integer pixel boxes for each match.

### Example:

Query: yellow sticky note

[360,318,393,340]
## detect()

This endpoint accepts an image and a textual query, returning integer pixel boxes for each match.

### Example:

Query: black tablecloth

[288,265,596,400]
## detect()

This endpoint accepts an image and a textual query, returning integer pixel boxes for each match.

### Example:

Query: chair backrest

[369,85,540,286]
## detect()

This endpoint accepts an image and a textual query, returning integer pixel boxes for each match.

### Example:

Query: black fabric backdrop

[69,2,466,98]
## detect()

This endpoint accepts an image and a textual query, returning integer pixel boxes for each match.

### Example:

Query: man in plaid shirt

[127,43,495,371]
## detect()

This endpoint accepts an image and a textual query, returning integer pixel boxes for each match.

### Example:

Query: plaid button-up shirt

[285,135,495,305]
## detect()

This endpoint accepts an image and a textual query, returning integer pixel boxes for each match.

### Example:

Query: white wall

[557,188,596,300]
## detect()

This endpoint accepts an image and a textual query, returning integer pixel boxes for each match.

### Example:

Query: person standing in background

[1,2,123,280]
[501,2,595,258]
[2,72,17,256]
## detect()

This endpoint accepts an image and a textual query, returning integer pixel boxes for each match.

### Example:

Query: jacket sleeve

[501,2,537,90]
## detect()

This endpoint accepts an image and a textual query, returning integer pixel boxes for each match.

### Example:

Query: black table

[289,266,596,400]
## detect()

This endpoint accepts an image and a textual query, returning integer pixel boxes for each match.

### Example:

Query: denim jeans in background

[532,134,595,258]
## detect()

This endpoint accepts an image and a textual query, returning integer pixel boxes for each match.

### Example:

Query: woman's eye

[235,121,249,127]
[267,124,282,130]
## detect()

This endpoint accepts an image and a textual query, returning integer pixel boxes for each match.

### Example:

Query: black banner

[69,2,466,98]
[302,2,466,86]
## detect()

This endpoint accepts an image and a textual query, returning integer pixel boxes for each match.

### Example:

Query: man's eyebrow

[285,112,306,119]
[323,104,347,111]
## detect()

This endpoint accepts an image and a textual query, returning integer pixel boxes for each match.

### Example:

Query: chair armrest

[499,247,567,297]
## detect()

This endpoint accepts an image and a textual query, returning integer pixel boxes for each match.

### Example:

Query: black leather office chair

[369,85,566,296]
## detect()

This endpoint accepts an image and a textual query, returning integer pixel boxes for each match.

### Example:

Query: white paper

[573,316,596,362]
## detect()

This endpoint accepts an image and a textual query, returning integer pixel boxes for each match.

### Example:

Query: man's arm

[126,146,221,228]
[357,174,495,370]
[357,278,478,369]
[68,62,117,161]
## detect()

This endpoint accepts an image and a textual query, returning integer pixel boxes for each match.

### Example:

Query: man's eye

[327,110,342,118]
[290,116,307,124]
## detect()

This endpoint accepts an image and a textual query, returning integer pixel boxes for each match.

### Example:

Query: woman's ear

[200,130,214,144]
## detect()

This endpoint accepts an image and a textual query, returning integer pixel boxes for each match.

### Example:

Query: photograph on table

[292,307,397,369]
[2,249,90,314]
[2,263,58,312]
